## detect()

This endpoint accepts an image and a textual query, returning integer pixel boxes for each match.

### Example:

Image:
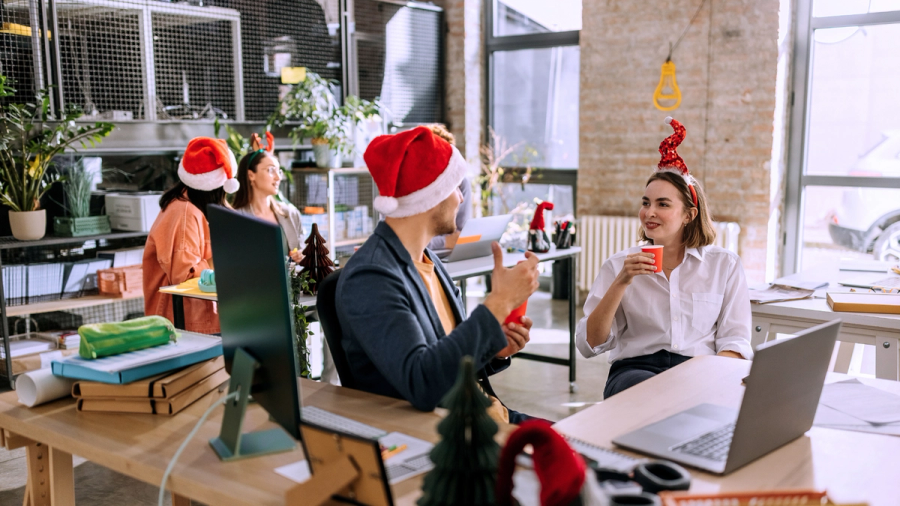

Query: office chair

[316,269,357,389]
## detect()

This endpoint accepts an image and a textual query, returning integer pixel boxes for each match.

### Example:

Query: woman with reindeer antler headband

[232,132,307,263]
[575,118,753,399]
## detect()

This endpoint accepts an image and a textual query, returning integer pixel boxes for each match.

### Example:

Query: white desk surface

[553,355,900,506]
[443,246,581,280]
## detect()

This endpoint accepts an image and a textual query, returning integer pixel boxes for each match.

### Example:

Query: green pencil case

[78,316,179,360]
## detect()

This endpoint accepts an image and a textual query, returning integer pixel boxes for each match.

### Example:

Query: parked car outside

[828,130,900,262]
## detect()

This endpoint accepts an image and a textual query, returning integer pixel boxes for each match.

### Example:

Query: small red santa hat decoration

[657,116,697,207]
[496,420,605,506]
[178,137,240,194]
[364,126,468,218]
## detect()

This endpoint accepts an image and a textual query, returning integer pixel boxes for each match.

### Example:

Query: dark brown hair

[159,182,228,218]
[639,171,716,248]
[231,150,279,211]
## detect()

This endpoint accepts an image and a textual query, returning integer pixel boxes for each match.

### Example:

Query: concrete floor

[0,289,608,504]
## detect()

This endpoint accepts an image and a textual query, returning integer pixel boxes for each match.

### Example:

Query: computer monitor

[207,204,302,459]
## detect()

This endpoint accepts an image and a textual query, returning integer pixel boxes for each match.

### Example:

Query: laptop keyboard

[384,453,434,483]
[671,422,736,462]
[301,406,388,440]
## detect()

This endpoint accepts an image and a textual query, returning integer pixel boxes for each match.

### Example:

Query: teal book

[52,332,223,384]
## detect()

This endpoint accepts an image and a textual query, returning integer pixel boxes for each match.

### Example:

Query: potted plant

[0,76,113,240]
[270,72,381,168]
[52,159,111,237]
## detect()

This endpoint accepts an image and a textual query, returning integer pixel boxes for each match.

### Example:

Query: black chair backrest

[316,269,356,389]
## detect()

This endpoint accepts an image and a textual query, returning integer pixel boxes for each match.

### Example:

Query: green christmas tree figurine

[418,356,500,506]
[298,223,334,295]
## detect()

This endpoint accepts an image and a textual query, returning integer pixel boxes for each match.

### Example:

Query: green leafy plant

[476,127,539,217]
[213,117,252,158]
[0,78,113,212]
[289,263,315,378]
[59,158,92,218]
[269,71,382,156]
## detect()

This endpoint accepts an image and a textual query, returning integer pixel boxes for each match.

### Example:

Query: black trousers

[604,350,692,399]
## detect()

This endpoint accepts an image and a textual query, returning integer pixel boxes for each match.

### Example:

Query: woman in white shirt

[575,117,753,398]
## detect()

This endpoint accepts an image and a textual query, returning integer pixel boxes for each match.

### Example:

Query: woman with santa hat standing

[142,137,240,334]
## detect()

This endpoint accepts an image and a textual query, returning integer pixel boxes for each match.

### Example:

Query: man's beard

[432,201,457,237]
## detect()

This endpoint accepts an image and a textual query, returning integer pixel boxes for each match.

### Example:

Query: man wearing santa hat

[143,136,239,335]
[336,126,541,423]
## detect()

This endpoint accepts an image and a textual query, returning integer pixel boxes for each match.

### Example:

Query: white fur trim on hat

[374,146,468,218]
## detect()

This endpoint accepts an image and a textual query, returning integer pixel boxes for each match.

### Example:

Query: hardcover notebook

[827,292,900,315]
[52,332,223,384]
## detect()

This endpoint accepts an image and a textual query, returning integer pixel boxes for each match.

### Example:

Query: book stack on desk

[72,357,229,416]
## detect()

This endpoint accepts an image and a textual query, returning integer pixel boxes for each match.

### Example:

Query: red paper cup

[641,245,664,272]
[505,300,528,325]
[504,260,528,324]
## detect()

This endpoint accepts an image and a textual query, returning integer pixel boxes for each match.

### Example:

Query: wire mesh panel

[354,0,443,124]
[0,0,38,104]
[56,3,144,119]
[285,168,376,250]
[152,11,237,120]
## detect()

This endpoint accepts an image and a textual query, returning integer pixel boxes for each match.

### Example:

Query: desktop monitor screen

[207,204,302,440]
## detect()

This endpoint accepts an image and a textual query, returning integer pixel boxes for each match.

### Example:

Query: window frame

[783,2,900,275]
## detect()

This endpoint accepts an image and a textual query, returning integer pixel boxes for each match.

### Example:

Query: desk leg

[459,278,467,313]
[568,256,577,393]
[24,441,50,506]
[48,447,74,506]
[172,493,191,506]
[875,336,900,381]
[750,321,770,349]
[832,342,855,375]
[172,295,185,330]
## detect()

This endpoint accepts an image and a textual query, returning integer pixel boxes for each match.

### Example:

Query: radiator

[577,216,741,291]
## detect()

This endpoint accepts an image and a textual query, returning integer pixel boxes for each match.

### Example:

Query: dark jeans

[508,409,553,426]
[604,350,692,399]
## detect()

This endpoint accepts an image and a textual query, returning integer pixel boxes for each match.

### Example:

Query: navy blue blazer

[336,221,511,411]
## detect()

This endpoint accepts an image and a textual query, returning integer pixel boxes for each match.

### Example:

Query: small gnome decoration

[528,202,554,253]
[496,421,606,506]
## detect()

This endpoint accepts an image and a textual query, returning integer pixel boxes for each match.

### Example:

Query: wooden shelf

[5,293,144,317]
[333,237,369,247]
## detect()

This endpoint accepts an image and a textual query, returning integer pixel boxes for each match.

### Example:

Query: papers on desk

[814,379,900,436]
[748,284,814,304]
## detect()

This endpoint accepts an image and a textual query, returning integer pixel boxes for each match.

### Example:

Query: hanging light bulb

[653,60,682,112]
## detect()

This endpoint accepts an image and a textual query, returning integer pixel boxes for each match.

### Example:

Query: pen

[381,444,407,460]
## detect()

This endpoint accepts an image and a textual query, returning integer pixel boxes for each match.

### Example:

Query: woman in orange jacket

[142,137,240,334]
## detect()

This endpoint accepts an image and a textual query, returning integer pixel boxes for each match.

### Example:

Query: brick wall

[577,0,780,283]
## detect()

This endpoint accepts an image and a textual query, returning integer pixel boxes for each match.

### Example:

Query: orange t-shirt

[142,197,220,334]
[413,255,509,423]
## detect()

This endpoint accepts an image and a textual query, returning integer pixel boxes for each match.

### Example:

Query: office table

[444,246,581,392]
[159,282,317,330]
[751,298,900,380]
[0,379,470,506]
[553,355,900,505]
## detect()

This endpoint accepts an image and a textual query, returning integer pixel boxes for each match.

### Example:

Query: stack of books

[72,357,229,415]
[36,330,81,350]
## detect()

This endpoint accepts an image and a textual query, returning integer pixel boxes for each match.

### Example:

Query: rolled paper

[17,367,75,407]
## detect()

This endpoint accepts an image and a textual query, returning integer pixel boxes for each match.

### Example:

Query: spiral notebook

[562,435,644,473]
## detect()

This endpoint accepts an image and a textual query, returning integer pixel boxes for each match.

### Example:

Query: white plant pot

[9,209,47,241]
[312,143,342,169]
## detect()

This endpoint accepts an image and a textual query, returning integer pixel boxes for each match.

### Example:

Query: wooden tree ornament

[298,223,334,295]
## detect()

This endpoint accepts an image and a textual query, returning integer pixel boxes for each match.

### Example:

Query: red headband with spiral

[657,117,698,207]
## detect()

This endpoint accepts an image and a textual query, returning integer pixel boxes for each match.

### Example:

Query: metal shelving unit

[0,231,149,388]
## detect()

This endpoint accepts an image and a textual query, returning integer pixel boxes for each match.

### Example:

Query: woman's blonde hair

[639,171,716,248]
[427,124,455,145]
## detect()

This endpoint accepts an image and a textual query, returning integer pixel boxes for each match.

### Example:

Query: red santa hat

[364,126,468,218]
[657,117,697,207]
[178,137,240,194]
[496,420,587,506]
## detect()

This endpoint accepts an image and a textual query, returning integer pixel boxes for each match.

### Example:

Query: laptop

[612,320,842,475]
[435,214,513,262]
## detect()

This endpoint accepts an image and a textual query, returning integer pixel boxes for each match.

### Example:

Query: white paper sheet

[274,460,311,484]
[814,404,900,436]
[819,379,900,424]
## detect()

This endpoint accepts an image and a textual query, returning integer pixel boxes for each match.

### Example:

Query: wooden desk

[553,355,900,506]
[444,246,581,392]
[751,298,900,380]
[0,379,443,505]
[159,282,317,330]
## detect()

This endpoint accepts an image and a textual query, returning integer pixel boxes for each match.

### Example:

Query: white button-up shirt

[575,245,754,363]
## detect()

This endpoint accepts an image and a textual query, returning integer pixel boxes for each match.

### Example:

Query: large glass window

[494,0,582,36]
[784,1,900,273]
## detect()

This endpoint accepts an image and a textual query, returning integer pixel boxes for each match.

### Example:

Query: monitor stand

[210,347,296,461]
